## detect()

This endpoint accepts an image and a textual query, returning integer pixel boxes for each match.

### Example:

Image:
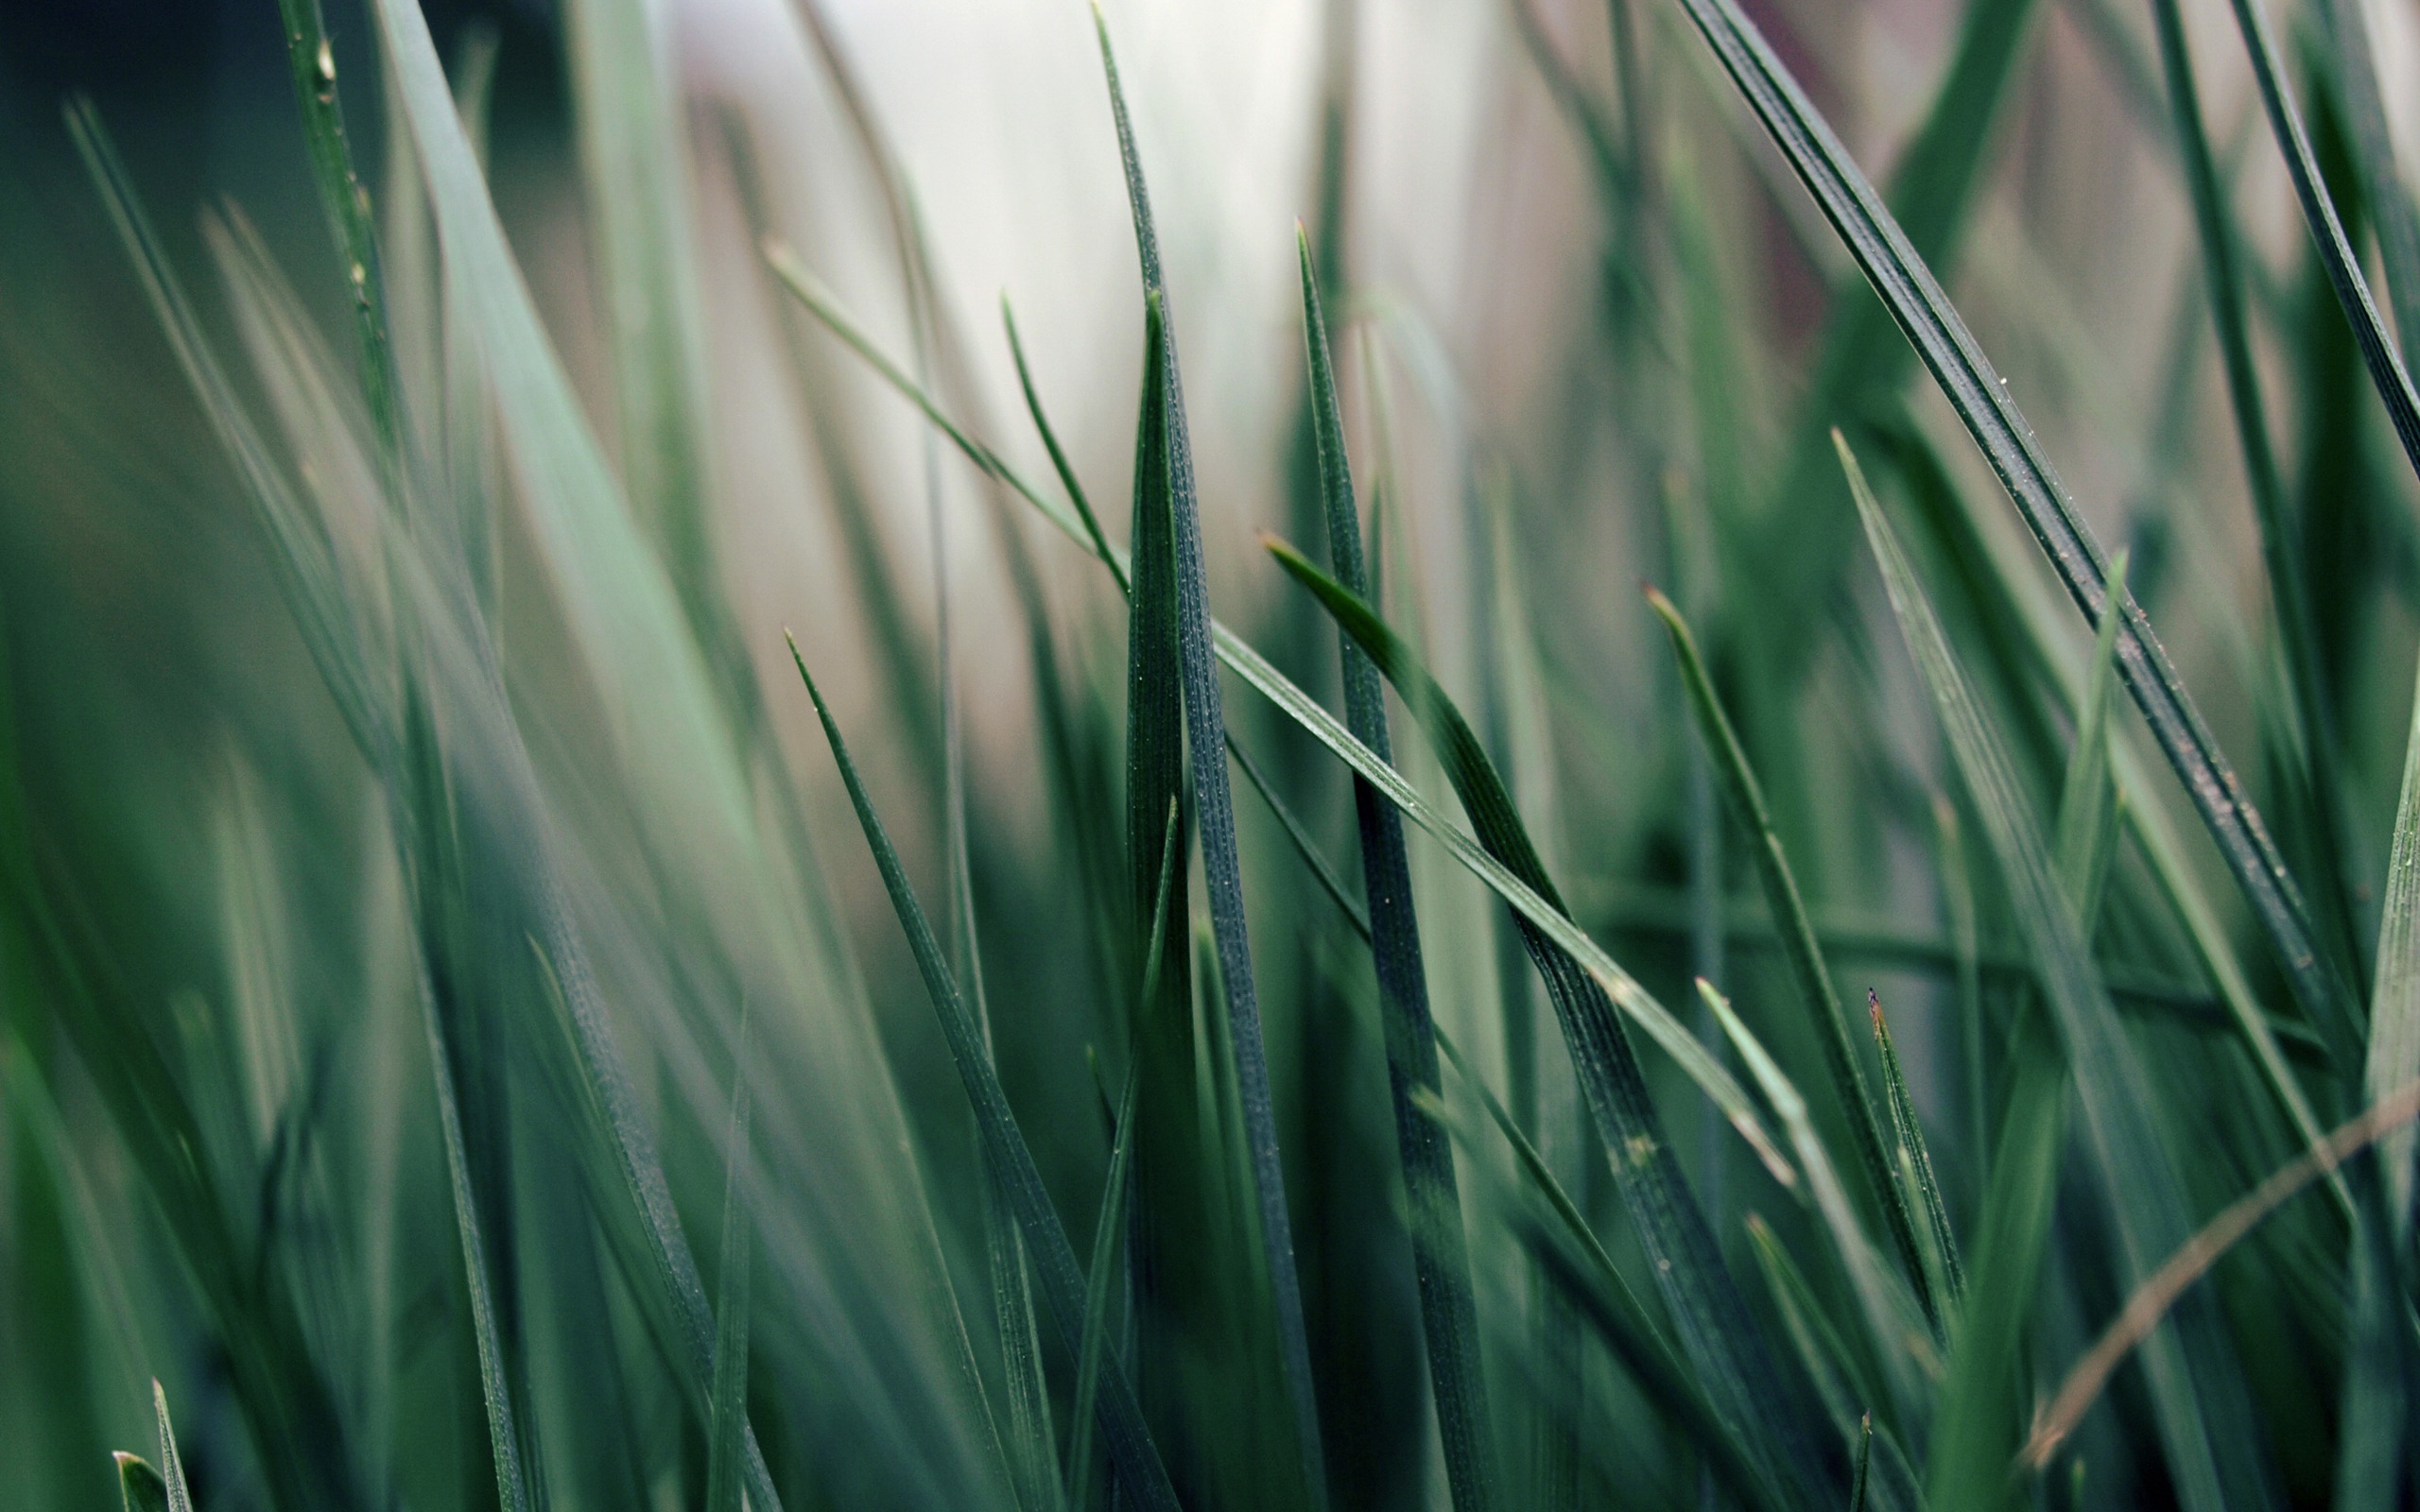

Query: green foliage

[15,0,2420,1507]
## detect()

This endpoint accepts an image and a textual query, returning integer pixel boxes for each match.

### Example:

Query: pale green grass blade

[115,1454,169,1512]
[1262,541,1835,1505]
[1665,0,2354,1034]
[1698,981,1931,1422]
[1867,992,1962,1306]
[1648,587,1929,1321]
[706,1013,754,1512]
[149,1383,194,1512]
[1088,18,1326,1493]
[789,637,1182,1512]
[2366,639,2420,1238]
[1297,225,1495,1512]
[1844,435,2275,1512]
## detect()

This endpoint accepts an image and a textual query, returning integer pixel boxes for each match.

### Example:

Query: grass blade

[1648,587,1931,1323]
[1088,17,1327,1495]
[1663,0,2356,1034]
[150,1383,195,1512]
[1844,434,2275,1511]
[1867,991,1962,1307]
[1262,541,1834,1505]
[788,636,1183,1512]
[705,1011,754,1512]
[2309,0,2420,356]
[2051,550,2128,924]
[1297,225,1495,1512]
[115,1454,169,1512]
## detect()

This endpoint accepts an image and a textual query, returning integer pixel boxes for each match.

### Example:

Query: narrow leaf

[705,1011,755,1512]
[1866,991,1962,1306]
[114,1454,169,1512]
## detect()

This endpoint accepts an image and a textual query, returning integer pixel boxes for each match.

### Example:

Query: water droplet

[350,262,367,287]
[317,40,336,83]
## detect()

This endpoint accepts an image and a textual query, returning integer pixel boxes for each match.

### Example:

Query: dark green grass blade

[1263,543,1835,1507]
[1647,588,1930,1321]
[768,265,1791,1177]
[1090,14,1326,1496]
[1071,803,1178,1512]
[115,1454,169,1512]
[1866,991,1962,1305]
[2142,0,2363,993]
[1297,226,1495,1512]
[789,637,1183,1512]
[1844,437,2276,1512]
[706,1012,754,1512]
[1663,0,2356,1035]
[149,1383,195,1512]
[2309,0,2420,355]
[2208,0,2420,481]
[271,0,405,487]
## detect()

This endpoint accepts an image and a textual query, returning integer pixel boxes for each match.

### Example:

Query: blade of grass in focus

[1297,223,1496,1512]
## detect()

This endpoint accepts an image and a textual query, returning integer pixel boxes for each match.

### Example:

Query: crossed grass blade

[1661,0,2356,1037]
[1648,588,1931,1323]
[1843,434,2276,1512]
[1296,226,1495,1512]
[789,638,1183,1512]
[1087,16,1327,1495]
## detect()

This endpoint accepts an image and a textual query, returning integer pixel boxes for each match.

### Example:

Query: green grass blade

[1866,991,1962,1307]
[2309,0,2420,355]
[270,0,405,489]
[1648,587,1931,1324]
[2051,551,2128,925]
[115,1454,169,1512]
[1262,541,1834,1505]
[2367,625,2420,1240]
[706,1012,754,1512]
[789,637,1183,1512]
[1663,0,2355,1035]
[1297,225,1495,1512]
[2209,0,2420,481]
[149,1383,195,1512]
[1698,981,1930,1421]
[1089,18,1327,1494]
[1844,434,2275,1512]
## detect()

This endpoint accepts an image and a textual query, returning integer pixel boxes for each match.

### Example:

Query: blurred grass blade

[115,1454,169,1512]
[1070,802,1177,1512]
[1298,224,1495,1512]
[2368,644,2420,1239]
[1664,0,2356,1034]
[1090,17,1326,1493]
[2209,0,2420,480]
[1843,433,2274,1512]
[788,636,1182,1512]
[1866,991,1962,1306]
[2051,550,2128,925]
[1698,980,1929,1420]
[1648,587,1929,1321]
[1263,541,1833,1504]
[2022,1079,2420,1469]
[150,1383,195,1512]
[2309,0,2420,354]
[706,1012,754,1512]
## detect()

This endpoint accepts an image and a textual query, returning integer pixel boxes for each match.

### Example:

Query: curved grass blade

[1262,543,1834,1505]
[705,1010,754,1512]
[115,1454,169,1512]
[1844,435,2275,1512]
[1662,0,2357,1033]
[789,636,1182,1512]
[1648,588,1930,1322]
[1866,991,1962,1307]
[1088,16,1326,1493]
[1297,224,1495,1512]
[2309,0,2420,355]
[766,262,1792,1182]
